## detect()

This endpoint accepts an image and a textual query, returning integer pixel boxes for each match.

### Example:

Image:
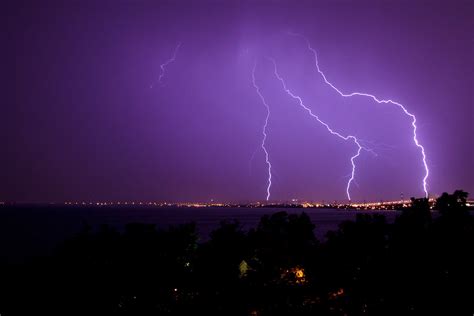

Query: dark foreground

[0,191,473,315]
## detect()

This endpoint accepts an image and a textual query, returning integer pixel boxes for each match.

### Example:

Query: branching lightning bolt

[288,32,429,197]
[252,61,272,201]
[269,57,363,201]
[151,42,182,88]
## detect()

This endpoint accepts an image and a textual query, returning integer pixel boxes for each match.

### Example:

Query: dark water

[0,205,400,263]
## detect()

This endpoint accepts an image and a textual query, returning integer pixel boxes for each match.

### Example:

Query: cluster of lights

[61,201,229,208]
[57,199,428,209]
[63,201,172,207]
[5,197,470,211]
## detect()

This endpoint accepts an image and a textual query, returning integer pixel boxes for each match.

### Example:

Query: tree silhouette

[1,192,472,315]
[436,190,469,218]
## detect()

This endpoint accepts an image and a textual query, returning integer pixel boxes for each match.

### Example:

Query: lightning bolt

[287,32,429,197]
[252,60,272,201]
[151,42,182,88]
[269,57,363,201]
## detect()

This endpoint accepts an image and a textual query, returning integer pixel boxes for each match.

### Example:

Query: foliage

[0,191,472,315]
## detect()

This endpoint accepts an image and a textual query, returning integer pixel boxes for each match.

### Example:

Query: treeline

[0,190,473,315]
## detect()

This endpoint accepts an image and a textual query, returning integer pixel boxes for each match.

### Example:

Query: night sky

[3,0,473,203]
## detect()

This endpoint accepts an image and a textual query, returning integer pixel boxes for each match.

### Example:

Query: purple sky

[3,0,473,203]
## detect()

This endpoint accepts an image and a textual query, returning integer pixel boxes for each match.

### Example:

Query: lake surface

[0,205,400,263]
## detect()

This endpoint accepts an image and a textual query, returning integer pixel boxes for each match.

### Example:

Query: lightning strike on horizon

[252,61,273,201]
[269,57,363,201]
[287,32,429,197]
[151,42,182,88]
